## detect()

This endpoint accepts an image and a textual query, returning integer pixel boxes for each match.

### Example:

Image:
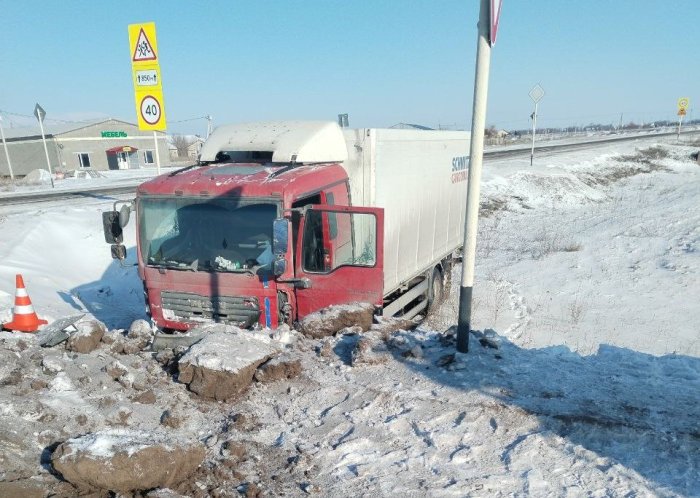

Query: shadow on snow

[391,327,699,496]
[68,245,146,330]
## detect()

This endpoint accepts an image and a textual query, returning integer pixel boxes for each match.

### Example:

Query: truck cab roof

[137,162,348,202]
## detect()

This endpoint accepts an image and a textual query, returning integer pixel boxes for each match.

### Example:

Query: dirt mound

[51,429,205,493]
[254,354,302,383]
[65,320,105,354]
[298,302,374,338]
[21,169,52,185]
[178,326,279,401]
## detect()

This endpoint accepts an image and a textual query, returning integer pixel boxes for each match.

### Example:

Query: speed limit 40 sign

[133,88,166,131]
[138,92,165,128]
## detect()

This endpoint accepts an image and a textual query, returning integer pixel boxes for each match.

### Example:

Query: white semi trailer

[104,121,470,329]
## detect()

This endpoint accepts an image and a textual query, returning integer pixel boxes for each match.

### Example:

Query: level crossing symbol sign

[128,22,167,131]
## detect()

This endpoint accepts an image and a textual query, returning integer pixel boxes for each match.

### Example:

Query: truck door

[294,205,384,318]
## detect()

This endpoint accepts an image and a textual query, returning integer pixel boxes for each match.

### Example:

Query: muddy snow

[0,135,698,496]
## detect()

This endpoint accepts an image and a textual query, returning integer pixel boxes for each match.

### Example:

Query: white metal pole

[37,114,55,188]
[677,114,683,140]
[530,102,538,166]
[206,115,213,139]
[456,0,491,354]
[153,130,161,175]
[0,116,14,180]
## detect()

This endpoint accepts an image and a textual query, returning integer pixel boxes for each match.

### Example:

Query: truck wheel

[427,267,444,314]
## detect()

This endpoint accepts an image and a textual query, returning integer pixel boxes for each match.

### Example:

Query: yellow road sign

[134,88,167,131]
[678,108,687,117]
[128,22,167,131]
[677,97,690,110]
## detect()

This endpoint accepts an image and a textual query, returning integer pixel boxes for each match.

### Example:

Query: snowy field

[0,164,183,199]
[0,134,698,496]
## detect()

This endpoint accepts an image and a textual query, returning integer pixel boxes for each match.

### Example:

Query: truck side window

[292,194,322,269]
[303,210,325,272]
[325,192,337,240]
[302,210,376,273]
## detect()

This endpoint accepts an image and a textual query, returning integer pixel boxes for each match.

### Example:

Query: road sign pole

[0,116,14,181]
[677,114,683,140]
[530,102,538,166]
[36,113,55,188]
[153,131,161,175]
[456,0,492,354]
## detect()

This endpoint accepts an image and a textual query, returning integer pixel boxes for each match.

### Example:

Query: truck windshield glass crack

[139,198,277,272]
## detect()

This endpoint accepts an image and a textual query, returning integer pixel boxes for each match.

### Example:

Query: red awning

[105,145,138,154]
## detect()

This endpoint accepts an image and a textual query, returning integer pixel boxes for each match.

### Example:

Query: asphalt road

[1,129,698,207]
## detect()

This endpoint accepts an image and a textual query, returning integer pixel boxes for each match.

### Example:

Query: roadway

[1,129,698,207]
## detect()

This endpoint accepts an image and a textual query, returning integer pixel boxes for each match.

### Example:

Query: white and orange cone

[2,274,48,333]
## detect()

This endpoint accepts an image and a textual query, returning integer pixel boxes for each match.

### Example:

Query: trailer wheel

[427,267,444,314]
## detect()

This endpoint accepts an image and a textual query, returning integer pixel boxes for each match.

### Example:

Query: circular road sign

[140,95,162,125]
[677,97,689,110]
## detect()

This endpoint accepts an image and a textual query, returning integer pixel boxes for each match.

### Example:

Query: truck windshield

[139,198,277,272]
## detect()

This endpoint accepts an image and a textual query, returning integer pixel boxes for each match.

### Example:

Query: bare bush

[171,135,196,159]
[529,226,582,259]
[576,146,674,188]
[477,215,503,258]
[561,242,582,252]
[480,197,507,218]
[567,299,585,324]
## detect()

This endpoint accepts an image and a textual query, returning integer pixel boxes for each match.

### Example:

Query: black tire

[427,267,444,314]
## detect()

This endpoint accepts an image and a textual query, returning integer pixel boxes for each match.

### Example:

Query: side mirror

[110,244,126,260]
[273,258,286,277]
[119,204,131,228]
[103,211,123,244]
[272,218,289,255]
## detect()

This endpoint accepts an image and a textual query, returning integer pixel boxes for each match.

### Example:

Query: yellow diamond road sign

[128,22,167,131]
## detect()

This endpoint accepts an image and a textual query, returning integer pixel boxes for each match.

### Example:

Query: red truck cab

[127,153,383,331]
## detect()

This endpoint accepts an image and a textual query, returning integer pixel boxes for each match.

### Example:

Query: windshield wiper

[149,258,198,271]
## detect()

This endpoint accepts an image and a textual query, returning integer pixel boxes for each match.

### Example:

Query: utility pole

[456,0,499,354]
[34,103,54,188]
[206,115,213,139]
[0,115,14,180]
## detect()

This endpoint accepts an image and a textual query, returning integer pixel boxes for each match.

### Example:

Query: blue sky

[0,1,697,135]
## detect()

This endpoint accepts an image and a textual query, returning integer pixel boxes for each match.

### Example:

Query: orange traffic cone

[2,274,48,333]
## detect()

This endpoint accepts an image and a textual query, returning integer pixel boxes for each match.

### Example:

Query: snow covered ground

[0,134,698,496]
[0,164,183,198]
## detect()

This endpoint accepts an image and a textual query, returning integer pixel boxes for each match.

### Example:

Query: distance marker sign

[128,22,167,131]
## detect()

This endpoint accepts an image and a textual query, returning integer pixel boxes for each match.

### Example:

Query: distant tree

[484,125,497,138]
[171,135,195,158]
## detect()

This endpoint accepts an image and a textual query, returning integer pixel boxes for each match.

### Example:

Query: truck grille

[160,291,260,328]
